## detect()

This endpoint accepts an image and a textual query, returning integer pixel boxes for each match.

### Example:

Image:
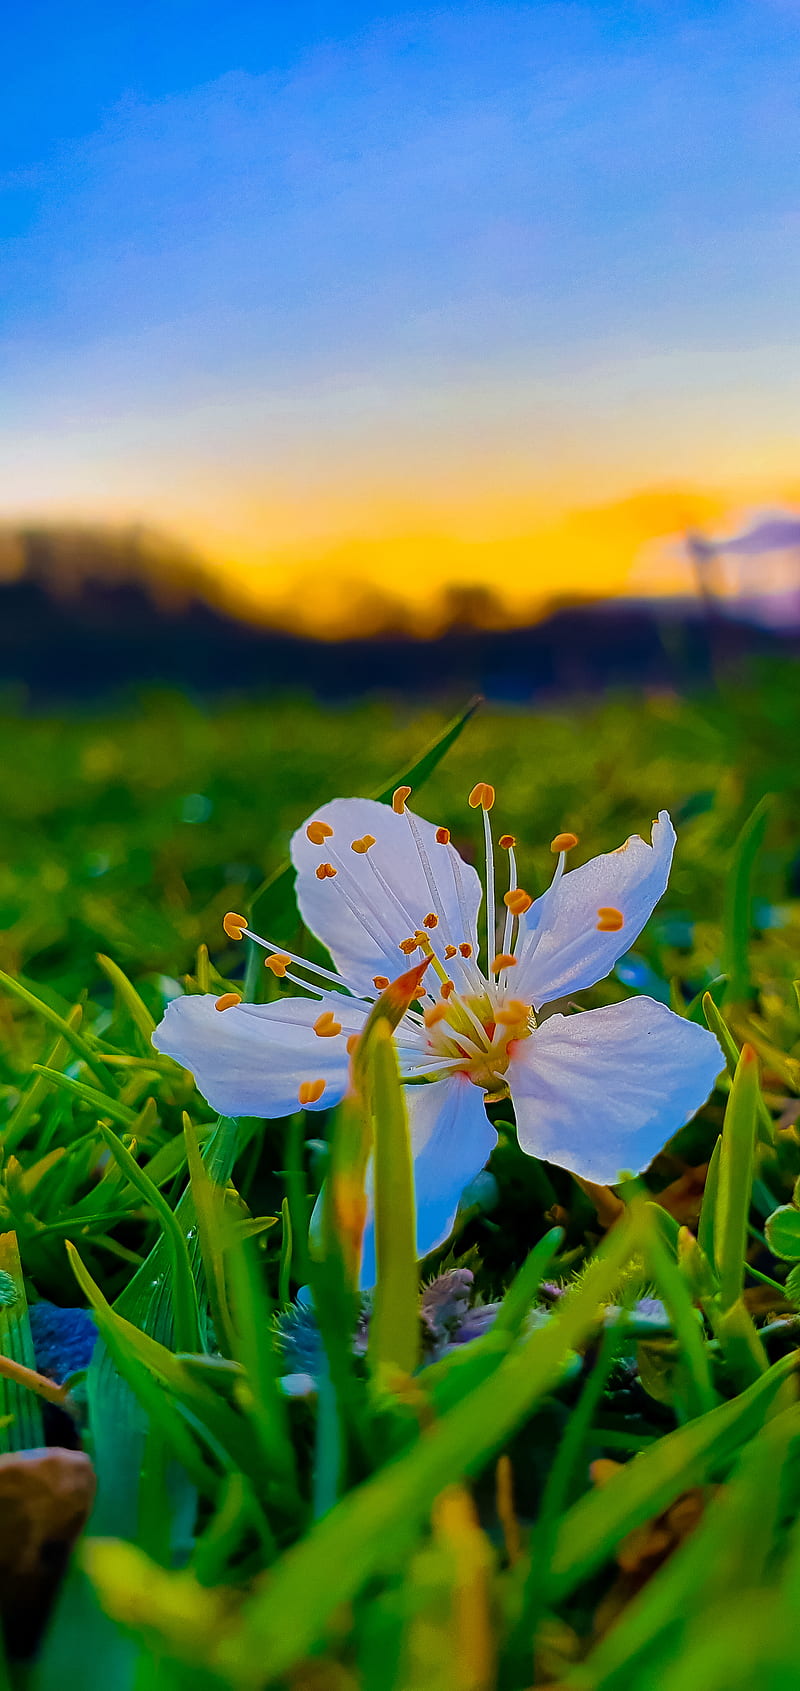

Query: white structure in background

[686,510,800,628]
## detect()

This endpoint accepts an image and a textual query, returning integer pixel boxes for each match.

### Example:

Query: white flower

[153,785,722,1284]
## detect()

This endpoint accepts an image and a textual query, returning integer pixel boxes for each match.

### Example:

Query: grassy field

[1,662,800,1689]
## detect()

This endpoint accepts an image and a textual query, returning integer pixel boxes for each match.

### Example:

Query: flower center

[422,989,534,1094]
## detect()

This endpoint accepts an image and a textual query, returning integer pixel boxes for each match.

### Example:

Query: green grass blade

[491,1225,564,1337]
[644,1205,718,1417]
[208,1208,645,1684]
[547,1348,797,1603]
[95,1123,202,1355]
[0,969,117,1091]
[721,793,772,1005]
[702,992,773,1143]
[0,1232,45,1451]
[32,1066,139,1128]
[367,1019,419,1379]
[96,953,157,1046]
[714,1043,759,1311]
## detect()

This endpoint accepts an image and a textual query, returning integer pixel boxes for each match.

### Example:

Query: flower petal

[291,797,482,994]
[507,996,722,1183]
[359,1074,497,1288]
[152,993,365,1118]
[515,811,676,1007]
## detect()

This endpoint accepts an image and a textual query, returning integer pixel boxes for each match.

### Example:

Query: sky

[2,0,800,627]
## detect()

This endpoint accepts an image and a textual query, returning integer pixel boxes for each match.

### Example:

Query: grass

[0,660,799,1688]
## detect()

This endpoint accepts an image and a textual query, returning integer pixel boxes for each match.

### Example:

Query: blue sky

[2,2,800,613]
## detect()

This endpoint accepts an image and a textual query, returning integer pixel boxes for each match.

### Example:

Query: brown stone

[0,1447,95,1657]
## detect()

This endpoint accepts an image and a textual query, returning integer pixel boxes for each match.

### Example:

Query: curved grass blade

[366,1019,419,1379]
[721,793,772,1006]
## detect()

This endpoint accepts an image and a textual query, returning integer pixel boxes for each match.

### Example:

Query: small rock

[0,1447,96,1657]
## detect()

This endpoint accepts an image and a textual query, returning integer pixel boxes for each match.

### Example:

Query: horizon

[4,3,800,625]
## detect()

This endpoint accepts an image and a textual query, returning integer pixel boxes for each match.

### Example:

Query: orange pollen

[459,942,473,957]
[444,944,457,958]
[222,911,246,941]
[350,834,376,854]
[551,831,579,853]
[298,1079,326,1106]
[441,980,455,998]
[423,912,439,928]
[373,974,390,990]
[424,1002,449,1028]
[392,785,412,813]
[214,993,241,1011]
[492,953,518,972]
[346,1033,360,1055]
[306,820,334,845]
[503,888,532,915]
[399,936,419,955]
[436,826,451,844]
[468,781,495,811]
[499,834,516,849]
[495,1000,529,1025]
[265,953,291,976]
[596,907,624,932]
[313,1011,342,1037]
[315,862,337,880]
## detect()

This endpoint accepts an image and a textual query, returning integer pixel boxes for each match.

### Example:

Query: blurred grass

[0,661,799,1688]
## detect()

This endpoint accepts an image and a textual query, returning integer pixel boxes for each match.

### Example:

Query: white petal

[507,996,722,1183]
[152,993,365,1118]
[291,797,482,994]
[359,1074,497,1287]
[515,811,676,1007]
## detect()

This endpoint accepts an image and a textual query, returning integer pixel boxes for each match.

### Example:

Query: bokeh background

[3,0,800,1001]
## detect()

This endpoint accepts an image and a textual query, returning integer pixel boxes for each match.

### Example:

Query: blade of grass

[703,992,773,1143]
[714,1044,759,1311]
[96,954,157,1046]
[208,1207,646,1684]
[0,970,117,1091]
[367,1019,419,1379]
[0,1232,45,1451]
[721,793,772,1005]
[94,1123,201,1355]
[547,1347,797,1603]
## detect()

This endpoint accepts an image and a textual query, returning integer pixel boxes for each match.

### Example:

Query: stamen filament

[501,841,518,956]
[483,806,496,977]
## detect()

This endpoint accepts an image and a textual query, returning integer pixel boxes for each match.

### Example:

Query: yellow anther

[444,944,457,959]
[436,826,451,844]
[596,906,624,932]
[346,1033,360,1055]
[499,834,516,849]
[399,936,419,955]
[265,953,291,976]
[298,1079,326,1106]
[214,992,241,1011]
[551,831,579,853]
[459,942,473,958]
[424,1002,449,1028]
[468,781,495,810]
[223,911,246,940]
[441,979,455,999]
[373,974,390,990]
[392,785,412,813]
[503,888,533,915]
[350,834,376,854]
[492,953,518,972]
[313,1011,342,1038]
[495,999,529,1026]
[306,820,334,845]
[315,862,337,880]
[423,912,439,928]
